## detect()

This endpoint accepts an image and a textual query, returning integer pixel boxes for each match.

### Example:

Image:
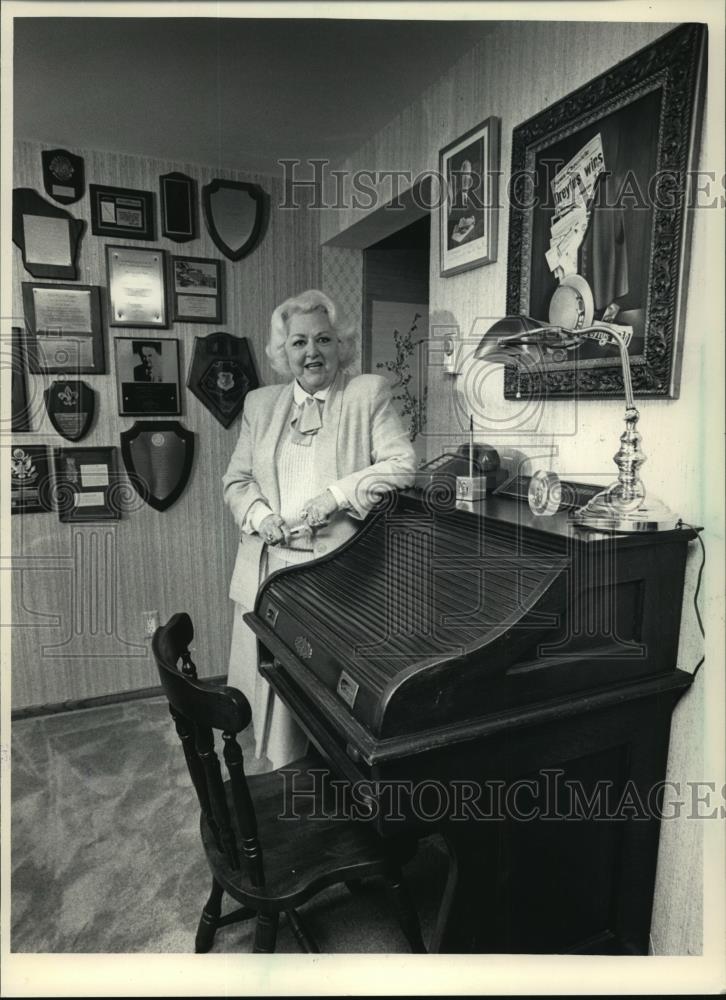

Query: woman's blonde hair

[266,289,357,377]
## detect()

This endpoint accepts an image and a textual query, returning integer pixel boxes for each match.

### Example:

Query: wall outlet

[143,610,160,638]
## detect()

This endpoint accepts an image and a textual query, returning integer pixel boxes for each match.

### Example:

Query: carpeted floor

[11,697,449,953]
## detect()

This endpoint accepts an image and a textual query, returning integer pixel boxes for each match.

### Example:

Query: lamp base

[571,489,680,533]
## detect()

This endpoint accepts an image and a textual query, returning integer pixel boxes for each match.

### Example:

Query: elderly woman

[223,289,416,770]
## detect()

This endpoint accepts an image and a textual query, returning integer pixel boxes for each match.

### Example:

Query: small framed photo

[11,444,54,514]
[114,336,181,416]
[170,255,223,323]
[22,282,106,374]
[106,245,168,328]
[54,445,120,522]
[90,184,156,240]
[439,116,500,277]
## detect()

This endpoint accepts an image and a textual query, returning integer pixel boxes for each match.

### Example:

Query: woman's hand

[258,513,291,546]
[299,489,339,528]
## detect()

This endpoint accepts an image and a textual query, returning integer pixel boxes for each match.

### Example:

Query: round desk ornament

[528,470,562,516]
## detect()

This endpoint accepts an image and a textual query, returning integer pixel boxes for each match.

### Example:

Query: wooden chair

[152,613,425,954]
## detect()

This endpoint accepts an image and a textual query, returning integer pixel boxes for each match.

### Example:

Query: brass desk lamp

[474,316,680,532]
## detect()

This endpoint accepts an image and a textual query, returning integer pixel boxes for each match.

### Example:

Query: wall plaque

[202,179,266,261]
[186,332,258,427]
[44,380,95,441]
[54,445,120,522]
[160,172,198,242]
[11,327,32,432]
[90,184,156,240]
[114,336,181,416]
[11,444,54,514]
[22,283,106,374]
[42,148,85,205]
[12,188,84,280]
[106,245,168,328]
[170,255,223,323]
[120,420,195,512]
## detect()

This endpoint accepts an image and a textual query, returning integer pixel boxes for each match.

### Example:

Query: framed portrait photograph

[54,445,120,523]
[114,336,181,416]
[11,444,54,514]
[505,22,706,400]
[105,245,168,328]
[22,282,106,374]
[439,116,500,277]
[90,184,156,240]
[170,255,223,323]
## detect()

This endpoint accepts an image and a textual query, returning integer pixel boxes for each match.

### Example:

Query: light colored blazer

[223,371,416,607]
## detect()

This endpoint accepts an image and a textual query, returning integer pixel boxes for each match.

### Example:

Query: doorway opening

[362,214,430,462]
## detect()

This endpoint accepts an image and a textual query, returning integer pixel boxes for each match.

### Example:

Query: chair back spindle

[169,706,222,850]
[152,613,265,886]
[223,732,264,886]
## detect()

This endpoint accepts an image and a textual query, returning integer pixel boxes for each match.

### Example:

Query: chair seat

[201,752,411,911]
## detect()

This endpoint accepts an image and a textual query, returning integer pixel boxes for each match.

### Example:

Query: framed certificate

[106,245,168,328]
[22,282,106,374]
[54,446,120,522]
[90,184,156,240]
[114,336,181,416]
[170,255,223,323]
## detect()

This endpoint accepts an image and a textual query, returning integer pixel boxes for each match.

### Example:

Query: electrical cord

[676,520,706,678]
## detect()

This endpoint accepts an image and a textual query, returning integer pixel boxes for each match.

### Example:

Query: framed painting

[505,22,707,399]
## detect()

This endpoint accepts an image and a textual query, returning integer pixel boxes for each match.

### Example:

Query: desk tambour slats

[261,501,568,721]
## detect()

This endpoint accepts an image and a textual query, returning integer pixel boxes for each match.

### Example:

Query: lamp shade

[474,315,546,361]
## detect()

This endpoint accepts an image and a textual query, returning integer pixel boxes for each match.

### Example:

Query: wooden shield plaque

[44,380,95,441]
[120,420,194,512]
[201,179,266,261]
[42,148,85,205]
[186,332,259,428]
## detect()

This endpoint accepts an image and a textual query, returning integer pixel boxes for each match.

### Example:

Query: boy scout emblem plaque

[120,420,194,512]
[186,332,259,428]
[44,380,95,441]
[42,148,86,205]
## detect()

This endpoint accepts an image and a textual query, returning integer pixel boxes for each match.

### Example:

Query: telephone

[416,443,508,505]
